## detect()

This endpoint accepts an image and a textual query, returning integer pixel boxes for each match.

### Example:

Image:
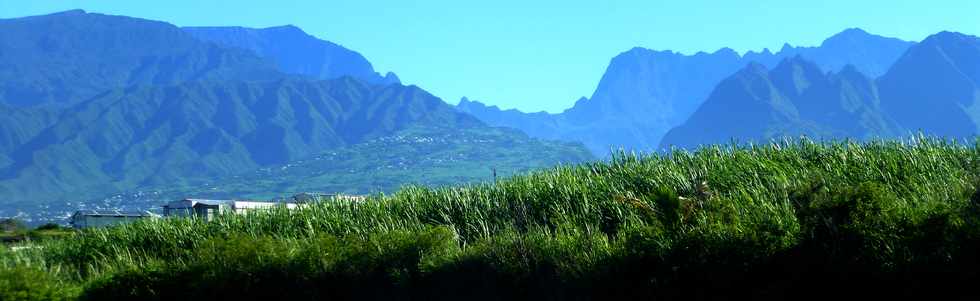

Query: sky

[2,1,978,113]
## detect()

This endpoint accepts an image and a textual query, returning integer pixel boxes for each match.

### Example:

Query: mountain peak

[835,64,872,83]
[262,24,307,36]
[712,47,740,58]
[50,9,87,16]
[780,43,794,52]
[382,72,401,85]
[821,27,900,48]
[839,27,870,36]
[771,56,826,96]
[459,97,474,105]
[921,31,976,45]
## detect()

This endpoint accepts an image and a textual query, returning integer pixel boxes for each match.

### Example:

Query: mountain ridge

[0,10,283,107]
[459,28,915,155]
[183,25,399,85]
[659,56,902,149]
[0,10,595,216]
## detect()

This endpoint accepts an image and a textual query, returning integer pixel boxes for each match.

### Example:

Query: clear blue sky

[2,1,978,113]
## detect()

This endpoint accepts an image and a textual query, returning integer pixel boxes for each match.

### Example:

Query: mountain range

[879,31,980,137]
[459,28,916,155]
[659,58,900,148]
[2,9,980,223]
[660,31,980,148]
[0,10,593,220]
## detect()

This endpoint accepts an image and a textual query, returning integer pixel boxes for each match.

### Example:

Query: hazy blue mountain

[560,47,749,153]
[739,28,913,77]
[0,10,281,107]
[184,25,399,85]
[460,28,914,155]
[773,28,915,78]
[879,31,980,138]
[659,57,902,149]
[456,97,565,139]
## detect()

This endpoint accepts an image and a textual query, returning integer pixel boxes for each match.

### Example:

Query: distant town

[68,193,365,229]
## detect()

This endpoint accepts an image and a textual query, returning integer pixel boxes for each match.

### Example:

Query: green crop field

[3,137,980,300]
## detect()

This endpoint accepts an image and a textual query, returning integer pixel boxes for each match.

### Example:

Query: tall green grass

[3,137,980,300]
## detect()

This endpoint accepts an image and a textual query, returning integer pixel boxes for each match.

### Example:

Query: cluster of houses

[69,193,362,229]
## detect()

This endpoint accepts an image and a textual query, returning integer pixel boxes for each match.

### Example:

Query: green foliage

[4,138,980,299]
[0,266,77,301]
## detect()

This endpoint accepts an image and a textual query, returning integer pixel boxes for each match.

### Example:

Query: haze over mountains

[459,28,916,155]
[2,9,979,223]
[659,58,901,148]
[184,25,401,85]
[879,32,980,137]
[661,31,980,148]
[0,10,592,220]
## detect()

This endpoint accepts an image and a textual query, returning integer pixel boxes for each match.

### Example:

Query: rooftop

[73,210,157,217]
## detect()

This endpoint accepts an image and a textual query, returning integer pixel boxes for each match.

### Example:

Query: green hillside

[0,77,594,208]
[0,10,595,221]
[3,138,979,299]
[171,126,593,199]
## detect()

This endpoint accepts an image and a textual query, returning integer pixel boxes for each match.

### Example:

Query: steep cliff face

[184,25,399,85]
[459,29,914,155]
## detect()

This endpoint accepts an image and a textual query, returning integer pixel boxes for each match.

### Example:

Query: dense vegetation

[2,137,979,300]
[0,221,73,244]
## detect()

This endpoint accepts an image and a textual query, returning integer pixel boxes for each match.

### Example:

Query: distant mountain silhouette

[184,25,399,85]
[659,57,901,149]
[879,31,980,138]
[661,31,980,148]
[457,97,565,139]
[0,10,281,107]
[746,28,914,78]
[460,28,913,155]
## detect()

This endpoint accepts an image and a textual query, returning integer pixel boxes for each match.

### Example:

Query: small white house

[69,210,158,229]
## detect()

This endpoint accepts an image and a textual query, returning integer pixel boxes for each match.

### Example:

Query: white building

[69,210,158,229]
[162,199,229,217]
[164,199,298,220]
[162,194,365,221]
